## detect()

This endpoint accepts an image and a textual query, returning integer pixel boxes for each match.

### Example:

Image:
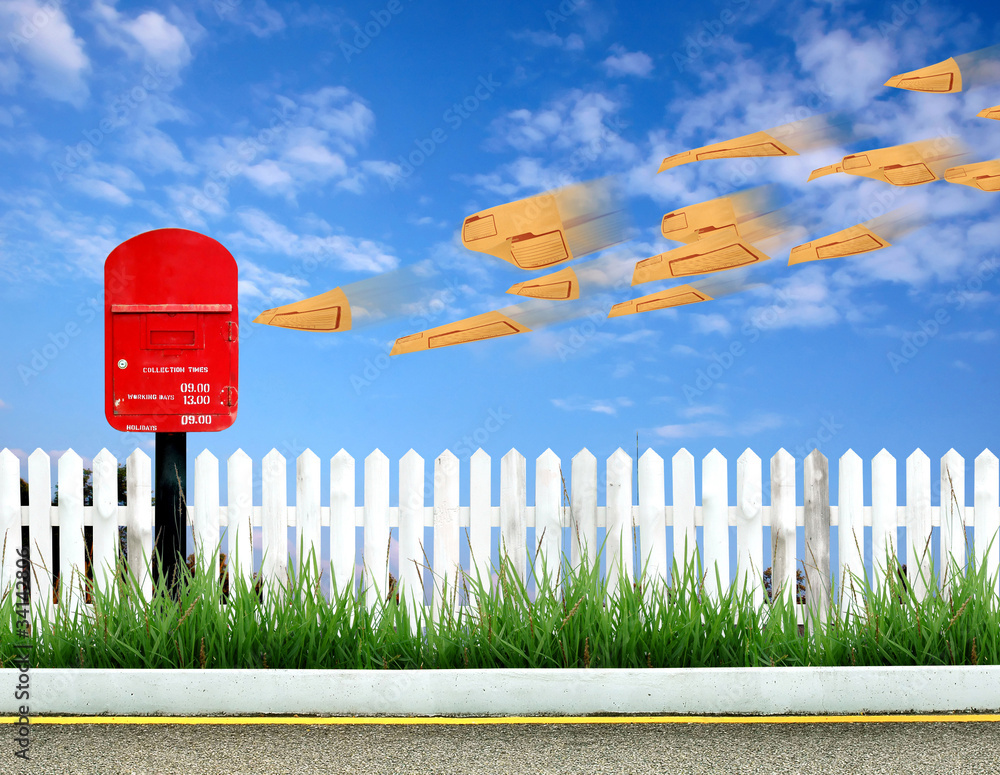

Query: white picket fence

[1,446,999,621]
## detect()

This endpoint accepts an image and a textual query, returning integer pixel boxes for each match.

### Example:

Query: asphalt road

[3,719,999,775]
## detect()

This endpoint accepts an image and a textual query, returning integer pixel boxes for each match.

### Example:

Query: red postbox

[105,229,239,433]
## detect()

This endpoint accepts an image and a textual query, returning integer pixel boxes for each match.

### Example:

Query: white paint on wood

[871,449,897,592]
[364,450,391,610]
[91,449,119,597]
[28,449,53,618]
[702,449,728,603]
[0,450,18,596]
[974,450,999,597]
[838,450,864,618]
[261,449,288,601]
[500,449,527,585]
[469,449,492,603]
[330,450,355,601]
[570,448,596,572]
[193,450,220,579]
[57,449,85,616]
[227,450,254,589]
[736,448,763,609]
[906,449,933,602]
[126,449,153,602]
[672,449,697,579]
[534,449,562,594]
[399,449,424,625]
[770,449,796,607]
[433,450,460,616]
[606,448,633,601]
[296,450,322,585]
[638,448,666,596]
[940,449,965,595]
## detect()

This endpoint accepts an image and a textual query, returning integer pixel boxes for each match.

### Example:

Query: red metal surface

[104,229,239,433]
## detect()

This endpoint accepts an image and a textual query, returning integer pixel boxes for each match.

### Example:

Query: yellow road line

[0,714,998,725]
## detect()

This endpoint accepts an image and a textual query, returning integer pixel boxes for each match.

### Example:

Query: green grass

[1,547,997,670]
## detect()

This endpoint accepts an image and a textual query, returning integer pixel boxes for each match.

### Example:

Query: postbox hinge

[227,321,239,342]
[224,385,238,407]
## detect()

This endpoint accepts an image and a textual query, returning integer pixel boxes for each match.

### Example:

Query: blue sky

[1,0,999,522]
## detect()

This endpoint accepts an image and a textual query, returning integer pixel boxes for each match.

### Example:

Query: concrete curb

[3,667,999,716]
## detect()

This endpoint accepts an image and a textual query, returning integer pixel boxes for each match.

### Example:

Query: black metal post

[154,432,186,597]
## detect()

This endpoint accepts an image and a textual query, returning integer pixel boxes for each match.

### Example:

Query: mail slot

[105,230,239,433]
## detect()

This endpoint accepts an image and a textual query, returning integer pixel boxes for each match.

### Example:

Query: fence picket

[297,450,322,586]
[606,448,633,600]
[906,449,933,602]
[535,449,562,594]
[736,449,763,609]
[975,450,999,597]
[804,450,830,624]
[871,449,897,591]
[500,449,527,584]
[941,449,965,595]
[672,449,697,578]
[125,449,152,601]
[469,449,492,602]
[330,450,355,601]
[570,448,597,572]
[399,449,424,624]
[193,450,220,579]
[28,449,53,617]
[838,450,864,617]
[227,450,253,589]
[261,449,288,600]
[638,449,666,596]
[770,449,796,606]
[57,449,85,616]
[364,450,391,609]
[703,449,728,603]
[433,450,460,616]
[92,449,118,598]
[0,449,18,597]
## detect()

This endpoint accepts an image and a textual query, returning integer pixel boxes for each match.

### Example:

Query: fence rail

[1,446,998,620]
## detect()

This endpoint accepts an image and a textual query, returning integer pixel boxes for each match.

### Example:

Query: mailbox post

[105,229,238,595]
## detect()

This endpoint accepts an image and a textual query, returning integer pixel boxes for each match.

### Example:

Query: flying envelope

[660,185,780,243]
[808,138,965,186]
[507,267,580,300]
[789,206,922,265]
[886,45,1000,93]
[657,113,855,173]
[945,160,1000,192]
[885,57,963,93]
[461,179,626,270]
[391,311,531,355]
[979,105,1000,120]
[608,284,713,318]
[632,233,772,285]
[254,287,352,331]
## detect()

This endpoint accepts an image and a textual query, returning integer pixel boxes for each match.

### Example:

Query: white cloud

[602,45,653,78]
[219,0,286,38]
[238,259,309,304]
[0,0,90,105]
[228,209,399,274]
[92,2,199,73]
[652,413,784,440]
[690,313,733,336]
[551,396,634,415]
